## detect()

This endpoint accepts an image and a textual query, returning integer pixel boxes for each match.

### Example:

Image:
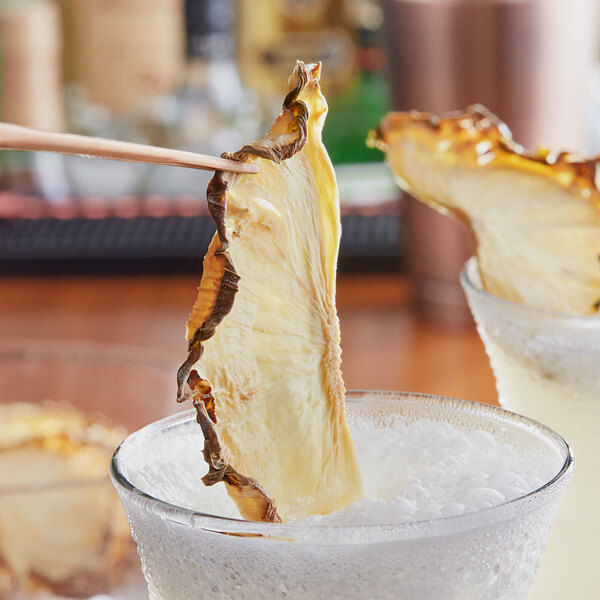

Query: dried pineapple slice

[0,402,131,596]
[369,105,600,315]
[177,62,362,523]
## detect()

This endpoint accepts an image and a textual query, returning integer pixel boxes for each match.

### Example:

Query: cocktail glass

[111,391,573,600]
[0,339,177,599]
[461,257,600,599]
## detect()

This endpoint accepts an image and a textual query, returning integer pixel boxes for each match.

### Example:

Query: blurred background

[1,0,599,395]
[1,3,598,597]
[0,0,400,277]
[1,0,599,291]
[1,0,599,279]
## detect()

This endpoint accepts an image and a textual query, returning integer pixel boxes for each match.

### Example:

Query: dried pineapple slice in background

[369,105,600,315]
[0,402,131,597]
[178,61,362,523]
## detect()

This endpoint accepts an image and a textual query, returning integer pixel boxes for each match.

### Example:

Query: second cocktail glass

[461,256,600,600]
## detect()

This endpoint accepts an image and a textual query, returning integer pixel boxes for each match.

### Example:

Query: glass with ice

[461,257,600,599]
[111,391,572,600]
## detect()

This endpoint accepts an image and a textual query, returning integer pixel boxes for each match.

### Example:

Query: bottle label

[61,0,184,111]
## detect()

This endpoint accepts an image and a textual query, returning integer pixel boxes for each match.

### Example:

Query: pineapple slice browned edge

[367,104,600,314]
[175,61,332,524]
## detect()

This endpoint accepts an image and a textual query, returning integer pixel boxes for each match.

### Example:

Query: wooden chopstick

[0,122,259,175]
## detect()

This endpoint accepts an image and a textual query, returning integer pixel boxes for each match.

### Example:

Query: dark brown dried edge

[175,63,312,523]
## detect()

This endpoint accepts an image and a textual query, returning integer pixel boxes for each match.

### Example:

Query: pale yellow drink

[461,257,600,600]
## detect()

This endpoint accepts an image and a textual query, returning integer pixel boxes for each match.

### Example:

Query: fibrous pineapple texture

[370,106,600,315]
[177,62,362,523]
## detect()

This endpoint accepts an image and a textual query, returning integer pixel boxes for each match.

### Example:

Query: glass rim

[0,338,176,495]
[460,256,600,323]
[111,390,573,542]
[0,337,177,372]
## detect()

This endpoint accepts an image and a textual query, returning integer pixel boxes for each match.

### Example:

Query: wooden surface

[0,273,498,406]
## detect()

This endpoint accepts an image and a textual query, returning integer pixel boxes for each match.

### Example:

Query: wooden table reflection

[0,273,497,406]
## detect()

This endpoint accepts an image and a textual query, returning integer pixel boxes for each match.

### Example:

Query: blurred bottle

[58,0,185,197]
[146,0,261,195]
[181,0,260,153]
[60,0,183,115]
[323,0,389,165]
[236,0,396,208]
[236,0,356,124]
[0,0,69,199]
[322,0,399,213]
